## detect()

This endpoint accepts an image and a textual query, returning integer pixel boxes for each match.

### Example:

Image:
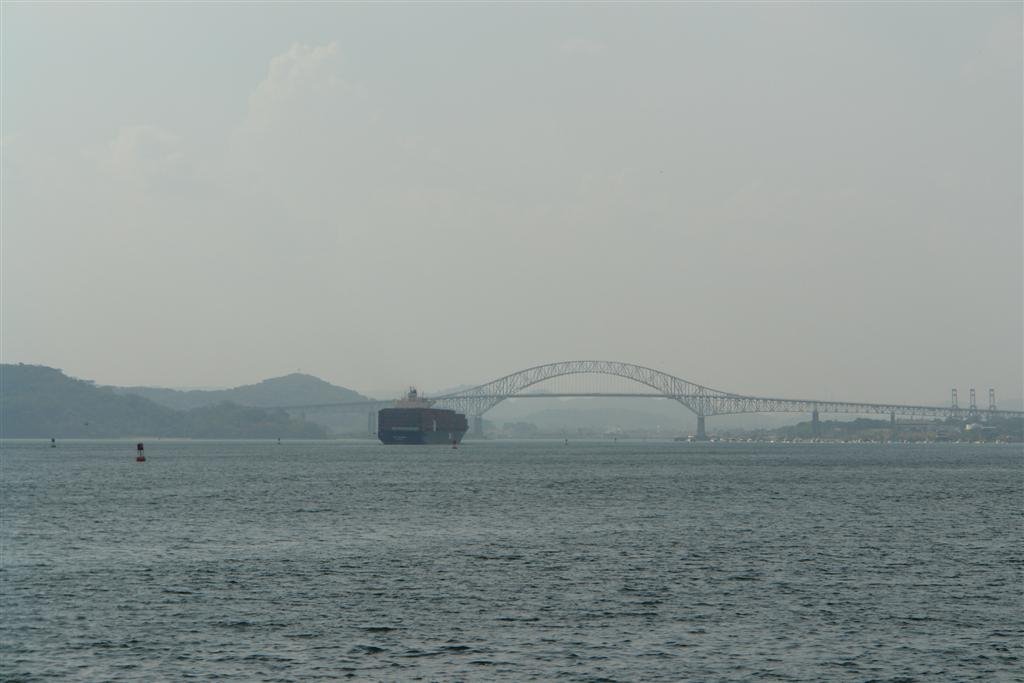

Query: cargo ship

[377,388,468,445]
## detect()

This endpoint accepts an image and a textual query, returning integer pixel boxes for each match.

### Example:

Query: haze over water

[2,440,1020,681]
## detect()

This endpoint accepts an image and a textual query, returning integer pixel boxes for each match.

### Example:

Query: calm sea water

[1,439,1021,681]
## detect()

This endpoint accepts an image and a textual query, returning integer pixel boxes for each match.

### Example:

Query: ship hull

[377,406,469,445]
[378,429,466,445]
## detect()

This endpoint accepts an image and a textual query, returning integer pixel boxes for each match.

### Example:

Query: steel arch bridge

[424,360,1022,439]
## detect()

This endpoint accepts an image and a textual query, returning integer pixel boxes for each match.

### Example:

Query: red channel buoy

[136,442,146,462]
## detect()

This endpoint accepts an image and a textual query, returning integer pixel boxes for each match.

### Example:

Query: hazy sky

[3,3,1021,404]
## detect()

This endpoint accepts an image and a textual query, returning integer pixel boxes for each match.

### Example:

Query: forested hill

[1,364,328,439]
[113,373,370,410]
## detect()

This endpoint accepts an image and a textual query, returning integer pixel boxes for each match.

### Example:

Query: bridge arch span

[423,360,1024,440]
[431,360,730,418]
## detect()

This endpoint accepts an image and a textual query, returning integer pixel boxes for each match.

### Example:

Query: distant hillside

[113,373,370,410]
[1,364,328,439]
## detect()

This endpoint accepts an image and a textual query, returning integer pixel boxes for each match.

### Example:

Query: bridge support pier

[368,410,375,436]
[812,408,820,437]
[472,415,484,439]
[890,411,897,441]
[695,415,708,441]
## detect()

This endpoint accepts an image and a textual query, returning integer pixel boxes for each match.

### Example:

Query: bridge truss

[280,360,1022,439]
[427,360,1022,438]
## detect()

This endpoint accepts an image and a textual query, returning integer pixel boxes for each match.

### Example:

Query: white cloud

[242,42,362,132]
[225,41,395,231]
[97,124,186,187]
